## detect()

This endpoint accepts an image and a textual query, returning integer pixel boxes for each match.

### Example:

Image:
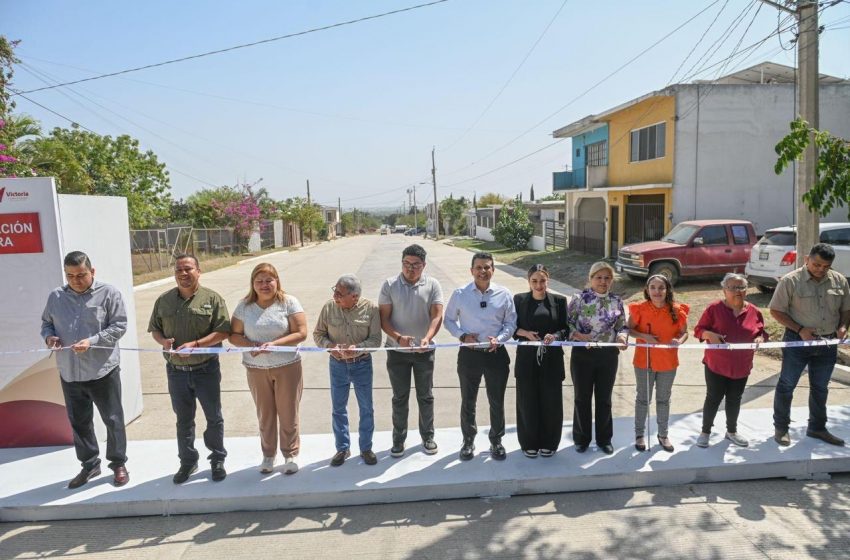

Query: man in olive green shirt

[313,273,382,467]
[148,254,231,483]
[770,243,850,447]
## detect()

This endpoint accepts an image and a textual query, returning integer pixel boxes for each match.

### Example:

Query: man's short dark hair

[471,252,494,267]
[402,244,427,262]
[174,253,199,268]
[63,251,92,269]
[809,243,835,262]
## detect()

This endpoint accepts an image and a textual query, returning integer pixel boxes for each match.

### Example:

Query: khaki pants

[246,361,303,458]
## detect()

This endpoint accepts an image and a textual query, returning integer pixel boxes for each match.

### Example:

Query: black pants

[167,358,227,466]
[516,368,563,451]
[60,366,127,472]
[570,347,618,446]
[701,365,748,434]
[457,347,510,444]
[386,350,436,445]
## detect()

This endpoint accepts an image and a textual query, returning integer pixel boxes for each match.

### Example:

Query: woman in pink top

[693,273,767,448]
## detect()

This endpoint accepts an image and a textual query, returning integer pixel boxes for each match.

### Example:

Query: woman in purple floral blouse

[567,261,628,455]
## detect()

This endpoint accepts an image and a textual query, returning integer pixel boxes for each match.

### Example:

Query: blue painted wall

[570,125,608,188]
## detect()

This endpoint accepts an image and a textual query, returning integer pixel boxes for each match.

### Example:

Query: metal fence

[569,219,604,257]
[624,202,665,245]
[130,225,243,275]
[543,221,567,250]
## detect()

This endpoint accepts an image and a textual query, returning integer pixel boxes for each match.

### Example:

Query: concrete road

[4,234,849,559]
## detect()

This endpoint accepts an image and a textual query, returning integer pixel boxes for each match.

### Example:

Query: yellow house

[553,89,676,257]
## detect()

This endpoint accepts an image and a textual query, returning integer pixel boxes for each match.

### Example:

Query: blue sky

[4,0,850,211]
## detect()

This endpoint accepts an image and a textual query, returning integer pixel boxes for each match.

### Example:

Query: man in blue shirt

[444,252,517,461]
[41,251,129,489]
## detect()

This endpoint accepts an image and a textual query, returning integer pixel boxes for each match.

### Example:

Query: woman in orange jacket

[627,274,689,453]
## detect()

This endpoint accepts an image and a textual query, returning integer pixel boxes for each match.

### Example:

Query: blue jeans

[329,356,374,452]
[773,329,837,432]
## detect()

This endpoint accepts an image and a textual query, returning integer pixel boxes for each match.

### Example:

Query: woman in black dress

[513,264,569,458]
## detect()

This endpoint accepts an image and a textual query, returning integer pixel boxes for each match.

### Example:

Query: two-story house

[552,62,850,258]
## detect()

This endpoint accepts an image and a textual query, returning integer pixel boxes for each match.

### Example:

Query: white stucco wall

[57,194,143,425]
[529,235,546,251]
[672,83,850,233]
[476,226,494,242]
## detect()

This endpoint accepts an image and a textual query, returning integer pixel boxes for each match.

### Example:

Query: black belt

[331,353,371,364]
[168,360,213,372]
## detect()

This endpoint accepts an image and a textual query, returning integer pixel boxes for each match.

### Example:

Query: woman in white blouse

[230,263,307,474]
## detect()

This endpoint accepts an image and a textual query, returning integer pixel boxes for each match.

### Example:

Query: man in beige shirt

[313,274,382,467]
[770,243,850,447]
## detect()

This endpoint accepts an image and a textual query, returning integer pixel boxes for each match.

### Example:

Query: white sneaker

[725,432,749,447]
[259,456,276,474]
[283,457,299,475]
[696,432,711,448]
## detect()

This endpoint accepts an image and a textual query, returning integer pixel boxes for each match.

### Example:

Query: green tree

[775,117,850,218]
[185,186,241,228]
[21,133,90,190]
[493,201,533,250]
[0,35,20,117]
[24,128,171,227]
[537,192,566,202]
[439,195,469,235]
[280,197,324,246]
[478,192,507,207]
[0,38,40,177]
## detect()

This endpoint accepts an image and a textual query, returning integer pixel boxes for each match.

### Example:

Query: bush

[492,202,533,250]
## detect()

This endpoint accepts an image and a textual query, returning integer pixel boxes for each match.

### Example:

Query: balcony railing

[553,170,583,191]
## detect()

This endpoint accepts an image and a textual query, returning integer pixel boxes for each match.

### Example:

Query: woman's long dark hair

[643,274,678,324]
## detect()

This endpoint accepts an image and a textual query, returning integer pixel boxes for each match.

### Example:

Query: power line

[439,0,723,179]
[13,0,451,95]
[19,55,520,134]
[442,139,566,188]
[12,88,221,188]
[441,0,570,152]
[9,90,94,133]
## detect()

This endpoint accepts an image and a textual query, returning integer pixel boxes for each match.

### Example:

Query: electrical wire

[13,0,452,95]
[441,0,570,153]
[438,0,723,179]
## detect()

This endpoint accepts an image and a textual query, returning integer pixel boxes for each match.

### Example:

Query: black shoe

[211,461,227,482]
[422,438,438,455]
[330,449,351,467]
[68,466,101,489]
[806,429,846,446]
[459,441,475,461]
[774,429,791,446]
[600,443,614,455]
[657,436,674,453]
[490,442,506,461]
[634,437,646,452]
[172,463,198,484]
[361,449,378,465]
[575,443,589,453]
[390,442,405,458]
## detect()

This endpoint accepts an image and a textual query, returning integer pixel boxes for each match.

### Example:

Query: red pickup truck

[615,220,757,285]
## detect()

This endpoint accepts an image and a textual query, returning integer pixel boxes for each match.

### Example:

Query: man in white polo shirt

[379,244,444,458]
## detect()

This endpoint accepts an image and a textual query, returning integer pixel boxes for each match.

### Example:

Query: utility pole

[760,0,820,265]
[413,184,418,232]
[338,197,343,236]
[306,179,313,242]
[432,147,439,240]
